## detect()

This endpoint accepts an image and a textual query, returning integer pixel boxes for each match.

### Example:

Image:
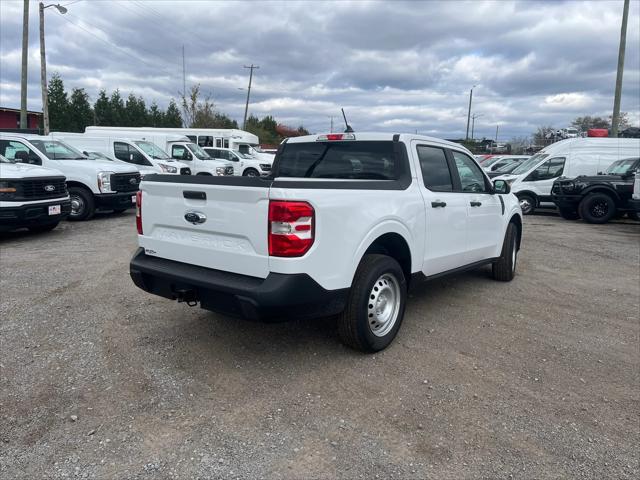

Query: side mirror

[493,179,510,194]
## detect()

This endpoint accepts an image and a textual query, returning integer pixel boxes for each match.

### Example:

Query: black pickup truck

[551,157,639,223]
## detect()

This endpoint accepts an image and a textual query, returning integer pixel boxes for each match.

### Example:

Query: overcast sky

[1,0,639,140]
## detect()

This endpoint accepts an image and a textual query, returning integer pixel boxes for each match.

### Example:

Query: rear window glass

[276,141,400,180]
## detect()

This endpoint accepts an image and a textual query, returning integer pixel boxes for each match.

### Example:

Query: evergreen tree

[67,88,94,132]
[94,89,112,125]
[47,73,69,131]
[148,102,164,127]
[125,94,148,126]
[109,90,126,126]
[163,100,182,127]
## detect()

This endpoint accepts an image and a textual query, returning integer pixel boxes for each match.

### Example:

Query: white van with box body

[0,134,141,221]
[0,153,71,232]
[494,138,640,214]
[49,133,190,177]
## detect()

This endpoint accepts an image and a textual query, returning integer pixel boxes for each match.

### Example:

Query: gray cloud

[1,0,638,139]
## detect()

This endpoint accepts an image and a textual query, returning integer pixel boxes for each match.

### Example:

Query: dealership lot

[0,213,638,479]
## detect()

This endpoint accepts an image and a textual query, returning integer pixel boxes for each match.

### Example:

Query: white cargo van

[494,138,640,214]
[49,133,190,177]
[202,147,271,176]
[85,126,274,163]
[0,134,140,221]
[81,129,234,176]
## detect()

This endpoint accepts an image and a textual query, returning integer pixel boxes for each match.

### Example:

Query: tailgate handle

[183,190,206,200]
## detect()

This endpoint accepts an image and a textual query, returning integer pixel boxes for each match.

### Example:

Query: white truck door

[449,150,503,263]
[413,142,469,275]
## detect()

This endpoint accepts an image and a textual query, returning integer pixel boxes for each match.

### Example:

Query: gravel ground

[0,211,638,479]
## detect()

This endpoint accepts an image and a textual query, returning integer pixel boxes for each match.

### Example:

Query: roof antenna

[341,108,354,133]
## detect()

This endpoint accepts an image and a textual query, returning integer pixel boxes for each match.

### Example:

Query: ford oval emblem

[129,177,137,185]
[44,184,55,191]
[184,211,207,225]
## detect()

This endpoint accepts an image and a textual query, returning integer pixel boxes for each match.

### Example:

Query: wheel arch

[359,231,413,286]
[508,214,523,251]
[580,186,621,203]
[66,180,94,193]
[515,190,538,205]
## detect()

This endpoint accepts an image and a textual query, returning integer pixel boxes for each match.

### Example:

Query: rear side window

[277,141,399,180]
[198,136,213,147]
[416,145,453,191]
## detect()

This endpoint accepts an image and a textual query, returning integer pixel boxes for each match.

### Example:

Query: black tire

[518,194,536,215]
[243,168,259,177]
[578,193,616,224]
[196,172,212,176]
[28,222,59,233]
[492,222,518,282]
[67,186,95,221]
[558,207,580,220]
[338,254,407,353]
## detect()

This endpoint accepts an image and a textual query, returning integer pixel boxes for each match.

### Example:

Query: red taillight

[316,133,355,142]
[136,190,143,235]
[268,200,314,257]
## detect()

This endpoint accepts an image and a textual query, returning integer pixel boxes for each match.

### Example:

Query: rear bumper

[0,198,71,231]
[95,192,136,210]
[129,248,348,322]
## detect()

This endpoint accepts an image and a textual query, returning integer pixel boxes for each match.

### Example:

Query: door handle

[431,201,447,208]
[470,201,482,207]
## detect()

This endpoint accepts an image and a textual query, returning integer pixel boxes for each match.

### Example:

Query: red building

[0,107,42,130]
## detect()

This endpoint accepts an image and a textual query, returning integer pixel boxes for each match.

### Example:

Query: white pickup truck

[130,133,522,352]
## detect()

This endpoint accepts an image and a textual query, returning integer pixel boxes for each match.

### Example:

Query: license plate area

[48,205,61,215]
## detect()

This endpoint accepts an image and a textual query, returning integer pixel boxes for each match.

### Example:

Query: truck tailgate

[139,177,270,278]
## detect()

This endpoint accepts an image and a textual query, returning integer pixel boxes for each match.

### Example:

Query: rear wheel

[243,168,259,177]
[68,186,95,221]
[578,193,616,224]
[558,207,580,220]
[338,254,407,353]
[28,222,59,233]
[492,222,518,281]
[518,194,536,215]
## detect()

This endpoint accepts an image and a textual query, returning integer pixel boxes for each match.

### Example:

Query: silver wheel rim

[70,195,84,216]
[519,198,532,214]
[367,273,401,337]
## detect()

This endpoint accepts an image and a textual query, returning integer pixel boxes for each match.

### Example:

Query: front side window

[512,153,549,175]
[113,142,130,162]
[525,157,565,181]
[605,158,639,175]
[223,139,229,148]
[416,145,452,192]
[186,135,197,143]
[215,138,222,148]
[451,150,487,192]
[0,140,41,164]
[172,145,189,160]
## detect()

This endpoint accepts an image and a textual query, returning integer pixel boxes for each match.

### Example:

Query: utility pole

[495,125,499,142]
[182,45,186,97]
[39,3,67,135]
[465,85,476,140]
[20,0,29,129]
[611,0,629,138]
[471,113,483,140]
[242,64,259,130]
[329,116,334,133]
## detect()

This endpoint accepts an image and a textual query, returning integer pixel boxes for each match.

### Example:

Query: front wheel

[68,186,95,221]
[518,194,536,215]
[338,254,407,353]
[492,222,518,282]
[243,168,259,177]
[578,193,616,224]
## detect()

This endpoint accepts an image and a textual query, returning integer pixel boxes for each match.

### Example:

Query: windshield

[186,143,211,160]
[30,140,87,160]
[511,153,549,175]
[134,141,170,159]
[495,161,522,174]
[0,153,14,163]
[482,156,504,167]
[605,158,638,175]
[86,151,113,161]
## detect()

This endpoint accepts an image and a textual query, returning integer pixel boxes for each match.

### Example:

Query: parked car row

[0,128,275,233]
